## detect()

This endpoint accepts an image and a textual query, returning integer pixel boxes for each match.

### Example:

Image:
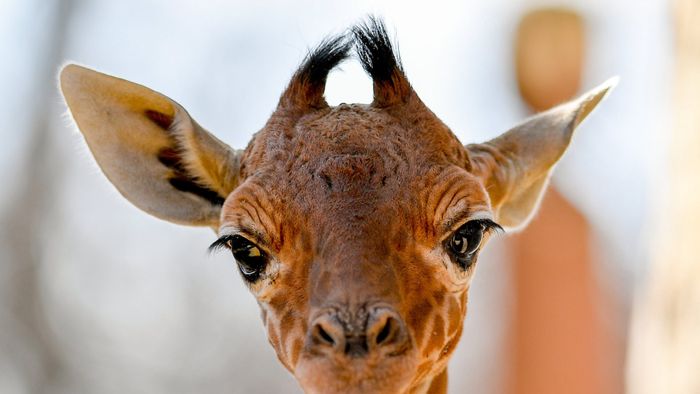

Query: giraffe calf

[60,17,615,394]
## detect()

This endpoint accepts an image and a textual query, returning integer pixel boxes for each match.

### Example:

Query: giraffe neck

[427,369,448,394]
[411,368,447,394]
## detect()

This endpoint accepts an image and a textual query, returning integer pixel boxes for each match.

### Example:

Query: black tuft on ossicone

[281,16,415,110]
[280,34,352,109]
[352,16,403,86]
[352,16,413,106]
[298,34,353,90]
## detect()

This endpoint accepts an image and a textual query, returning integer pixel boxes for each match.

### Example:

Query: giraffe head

[60,18,614,394]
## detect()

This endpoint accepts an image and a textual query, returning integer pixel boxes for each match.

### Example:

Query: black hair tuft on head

[281,16,415,110]
[352,16,403,86]
[280,34,352,109]
[297,34,353,90]
[352,16,413,106]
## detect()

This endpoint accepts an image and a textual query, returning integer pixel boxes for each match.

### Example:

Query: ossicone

[279,16,418,113]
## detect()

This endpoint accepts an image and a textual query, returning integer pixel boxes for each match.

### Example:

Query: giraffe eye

[446,220,486,269]
[227,235,268,281]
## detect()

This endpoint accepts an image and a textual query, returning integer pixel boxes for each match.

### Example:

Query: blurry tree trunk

[627,1,700,393]
[0,0,75,392]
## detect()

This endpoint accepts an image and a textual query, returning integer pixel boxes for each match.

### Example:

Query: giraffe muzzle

[308,304,409,359]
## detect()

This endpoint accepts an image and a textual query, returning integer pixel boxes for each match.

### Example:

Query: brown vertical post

[506,9,619,394]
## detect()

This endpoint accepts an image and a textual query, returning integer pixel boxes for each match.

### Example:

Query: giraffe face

[61,15,613,394]
[216,104,500,393]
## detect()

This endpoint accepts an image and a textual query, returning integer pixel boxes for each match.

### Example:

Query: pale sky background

[0,0,670,393]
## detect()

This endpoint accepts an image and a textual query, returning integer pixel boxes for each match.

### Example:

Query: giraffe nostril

[310,315,345,350]
[375,317,395,345]
[308,306,409,357]
[315,324,335,346]
[367,308,407,352]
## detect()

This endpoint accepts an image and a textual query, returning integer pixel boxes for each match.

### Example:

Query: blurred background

[1,0,697,393]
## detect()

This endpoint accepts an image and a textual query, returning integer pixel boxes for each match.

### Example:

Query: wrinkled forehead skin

[58,8,614,392]
[232,101,482,241]
[58,13,615,392]
[220,101,491,392]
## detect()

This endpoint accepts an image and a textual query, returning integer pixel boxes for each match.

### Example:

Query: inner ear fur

[60,64,242,227]
[467,77,617,230]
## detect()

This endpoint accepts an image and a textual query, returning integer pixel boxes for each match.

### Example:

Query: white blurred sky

[0,1,671,393]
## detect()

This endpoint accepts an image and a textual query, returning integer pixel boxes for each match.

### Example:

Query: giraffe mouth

[294,347,419,394]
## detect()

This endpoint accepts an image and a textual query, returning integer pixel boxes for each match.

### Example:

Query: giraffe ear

[467,78,617,230]
[60,64,242,227]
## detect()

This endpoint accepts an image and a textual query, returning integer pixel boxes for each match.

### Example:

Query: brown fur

[60,18,615,394]
[225,101,486,392]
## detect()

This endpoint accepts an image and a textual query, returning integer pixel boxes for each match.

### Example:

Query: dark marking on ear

[169,176,225,206]
[157,147,187,173]
[145,109,174,130]
[157,147,225,206]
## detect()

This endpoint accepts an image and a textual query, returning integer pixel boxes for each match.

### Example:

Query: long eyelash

[477,219,505,235]
[208,235,234,254]
[211,221,502,254]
